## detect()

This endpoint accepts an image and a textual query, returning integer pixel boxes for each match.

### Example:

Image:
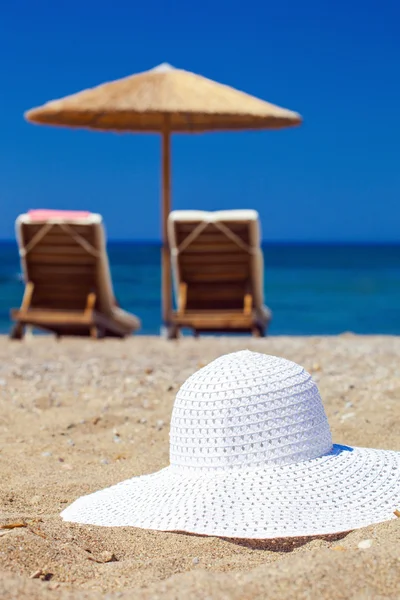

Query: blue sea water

[1,241,400,336]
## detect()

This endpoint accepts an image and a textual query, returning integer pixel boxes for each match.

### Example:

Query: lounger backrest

[168,210,264,311]
[16,211,116,314]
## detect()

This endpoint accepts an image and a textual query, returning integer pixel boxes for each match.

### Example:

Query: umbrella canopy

[25,64,302,329]
[25,63,301,132]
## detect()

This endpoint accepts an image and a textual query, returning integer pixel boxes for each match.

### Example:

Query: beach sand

[0,334,399,599]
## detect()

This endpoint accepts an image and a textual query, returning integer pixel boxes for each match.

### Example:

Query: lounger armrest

[244,292,253,316]
[243,281,253,316]
[178,282,188,315]
[85,292,97,318]
[20,282,34,314]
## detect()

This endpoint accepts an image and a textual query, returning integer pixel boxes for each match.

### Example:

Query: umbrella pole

[161,124,172,327]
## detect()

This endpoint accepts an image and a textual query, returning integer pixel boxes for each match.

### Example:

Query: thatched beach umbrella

[25,63,302,327]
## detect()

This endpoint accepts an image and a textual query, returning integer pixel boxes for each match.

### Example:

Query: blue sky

[1,0,399,241]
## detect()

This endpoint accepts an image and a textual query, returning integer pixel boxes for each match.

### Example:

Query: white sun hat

[61,351,400,538]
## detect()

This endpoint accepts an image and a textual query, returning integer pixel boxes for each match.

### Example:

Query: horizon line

[0,238,400,246]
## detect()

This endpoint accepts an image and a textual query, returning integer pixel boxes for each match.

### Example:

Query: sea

[1,241,400,336]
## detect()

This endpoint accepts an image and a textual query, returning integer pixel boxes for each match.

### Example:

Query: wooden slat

[187,302,243,310]
[31,291,93,303]
[178,242,247,253]
[11,309,129,338]
[23,223,96,236]
[177,232,249,247]
[182,262,249,275]
[187,292,244,302]
[183,271,248,283]
[186,286,245,309]
[24,234,95,246]
[176,222,250,233]
[175,310,249,318]
[179,252,249,266]
[28,254,96,268]
[30,280,93,291]
[187,282,244,294]
[29,265,96,278]
[30,280,96,292]
[31,290,93,303]
[176,232,250,246]
[11,309,93,325]
[28,245,97,256]
[30,294,92,305]
[31,301,92,308]
[29,271,96,282]
[172,311,253,329]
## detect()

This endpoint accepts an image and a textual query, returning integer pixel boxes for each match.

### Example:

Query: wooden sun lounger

[10,210,141,339]
[167,210,271,338]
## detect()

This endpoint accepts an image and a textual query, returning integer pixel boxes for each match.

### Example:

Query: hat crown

[170,350,332,469]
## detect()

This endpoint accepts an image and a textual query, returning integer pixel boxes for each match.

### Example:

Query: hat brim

[61,445,400,539]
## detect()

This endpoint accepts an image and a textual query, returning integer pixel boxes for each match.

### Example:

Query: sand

[0,334,399,599]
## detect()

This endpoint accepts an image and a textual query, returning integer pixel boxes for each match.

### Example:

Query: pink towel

[28,209,91,221]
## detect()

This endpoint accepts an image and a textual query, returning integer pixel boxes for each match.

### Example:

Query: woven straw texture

[61,351,400,538]
[25,64,302,133]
